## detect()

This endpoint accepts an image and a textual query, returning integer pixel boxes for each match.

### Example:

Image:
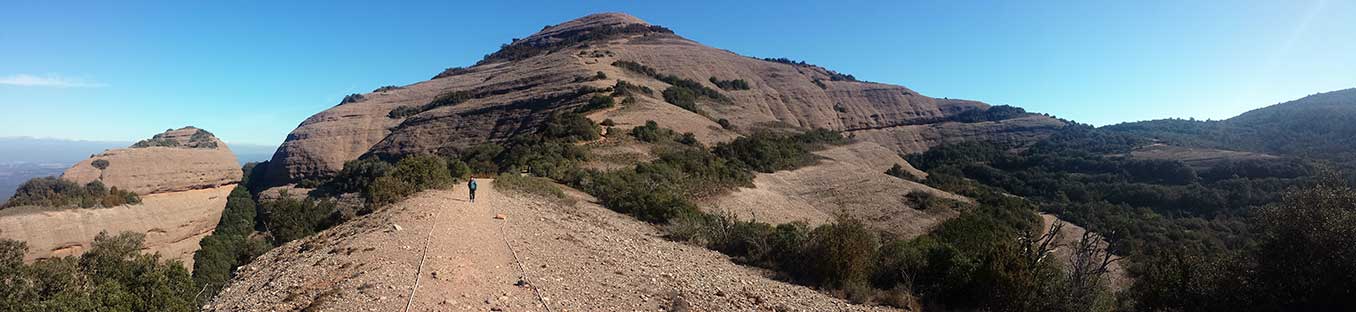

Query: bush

[762,57,809,66]
[191,186,263,303]
[387,105,422,118]
[630,120,677,143]
[388,90,473,118]
[91,159,109,170]
[432,67,470,79]
[717,118,734,130]
[480,24,672,64]
[613,61,726,102]
[373,85,401,92]
[0,231,196,312]
[494,173,570,203]
[709,77,750,90]
[885,163,919,181]
[800,217,880,289]
[905,190,953,210]
[662,86,702,114]
[714,132,821,173]
[328,158,395,194]
[577,94,615,113]
[949,105,1028,123]
[541,113,601,142]
[262,197,339,245]
[600,119,616,127]
[339,93,365,105]
[3,177,140,209]
[613,80,653,96]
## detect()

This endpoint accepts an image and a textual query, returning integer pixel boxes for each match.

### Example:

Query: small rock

[391,224,403,231]
[494,214,507,220]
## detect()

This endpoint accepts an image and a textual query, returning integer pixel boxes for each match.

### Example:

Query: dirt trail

[403,180,545,311]
[210,179,897,311]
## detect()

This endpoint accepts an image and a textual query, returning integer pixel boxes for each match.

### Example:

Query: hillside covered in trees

[1105,88,1356,166]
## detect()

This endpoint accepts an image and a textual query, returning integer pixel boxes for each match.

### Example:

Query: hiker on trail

[468,178,478,203]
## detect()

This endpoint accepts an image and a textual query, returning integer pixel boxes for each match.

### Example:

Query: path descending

[210,180,897,311]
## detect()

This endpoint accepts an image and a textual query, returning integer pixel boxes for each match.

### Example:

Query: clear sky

[2,0,1353,146]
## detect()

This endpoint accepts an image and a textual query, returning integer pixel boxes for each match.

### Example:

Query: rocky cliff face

[263,12,1064,184]
[0,127,241,267]
[62,126,241,195]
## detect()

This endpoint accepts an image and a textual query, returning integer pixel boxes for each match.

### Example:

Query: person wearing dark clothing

[467,178,478,203]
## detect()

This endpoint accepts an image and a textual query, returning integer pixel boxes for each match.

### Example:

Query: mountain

[262,12,1064,185]
[0,137,272,200]
[1105,88,1356,165]
[206,12,1074,310]
[0,127,242,267]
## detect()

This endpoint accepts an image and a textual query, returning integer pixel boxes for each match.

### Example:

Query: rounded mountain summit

[262,12,1064,185]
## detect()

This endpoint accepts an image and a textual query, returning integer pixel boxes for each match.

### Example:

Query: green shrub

[329,158,395,194]
[480,24,672,64]
[662,86,702,113]
[885,163,918,181]
[339,93,365,105]
[577,94,615,113]
[713,131,843,173]
[3,177,140,209]
[631,120,676,142]
[600,119,616,127]
[613,61,726,101]
[366,175,416,206]
[540,112,601,142]
[613,80,653,96]
[0,232,196,312]
[812,79,828,89]
[709,77,750,90]
[949,105,1028,122]
[800,217,879,289]
[461,143,506,174]
[357,154,455,205]
[447,158,472,180]
[191,185,262,304]
[387,105,421,118]
[262,197,339,245]
[493,173,570,203]
[906,190,956,210]
[388,90,473,118]
[91,159,109,170]
[717,118,734,130]
[432,67,470,79]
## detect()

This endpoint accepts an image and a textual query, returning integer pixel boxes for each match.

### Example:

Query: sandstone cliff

[263,12,1064,184]
[62,126,240,195]
[0,127,241,267]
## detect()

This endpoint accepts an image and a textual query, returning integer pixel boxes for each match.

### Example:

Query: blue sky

[1,0,1352,146]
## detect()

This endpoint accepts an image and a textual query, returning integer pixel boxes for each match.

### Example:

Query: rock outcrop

[62,126,240,195]
[263,12,1064,184]
[0,127,241,267]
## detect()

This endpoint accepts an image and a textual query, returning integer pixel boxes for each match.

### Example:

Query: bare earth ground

[706,142,959,238]
[210,180,898,311]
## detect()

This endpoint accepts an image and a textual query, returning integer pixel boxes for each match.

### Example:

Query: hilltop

[262,12,1063,185]
[0,126,241,266]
